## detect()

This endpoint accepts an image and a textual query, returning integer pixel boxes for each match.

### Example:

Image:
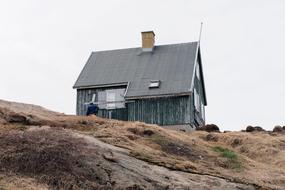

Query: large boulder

[197,124,220,132]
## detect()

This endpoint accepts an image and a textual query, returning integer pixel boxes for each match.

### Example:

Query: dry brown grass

[1,100,285,189]
[77,119,285,189]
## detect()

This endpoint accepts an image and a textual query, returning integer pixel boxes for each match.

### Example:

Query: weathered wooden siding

[77,89,97,115]
[189,93,196,126]
[97,109,128,121]
[193,61,206,126]
[77,89,195,127]
[127,96,191,126]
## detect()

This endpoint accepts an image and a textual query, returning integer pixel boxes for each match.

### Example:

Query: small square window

[149,80,160,88]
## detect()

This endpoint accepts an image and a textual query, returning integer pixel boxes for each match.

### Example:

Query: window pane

[196,62,200,80]
[98,91,106,109]
[201,104,205,120]
[194,89,200,112]
[115,89,126,108]
[106,92,115,109]
[105,89,126,109]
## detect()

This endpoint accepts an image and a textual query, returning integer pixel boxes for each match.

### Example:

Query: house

[73,31,207,130]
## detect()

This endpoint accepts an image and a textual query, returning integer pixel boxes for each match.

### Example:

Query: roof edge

[73,82,128,89]
[125,92,192,100]
[88,41,199,54]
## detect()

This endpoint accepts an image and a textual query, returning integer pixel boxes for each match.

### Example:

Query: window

[97,91,106,109]
[194,89,200,112]
[97,88,126,109]
[149,80,160,88]
[196,62,200,80]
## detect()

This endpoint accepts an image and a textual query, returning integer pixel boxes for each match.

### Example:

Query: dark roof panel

[74,42,198,98]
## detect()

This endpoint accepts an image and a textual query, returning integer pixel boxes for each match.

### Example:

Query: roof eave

[125,92,192,100]
[73,82,129,90]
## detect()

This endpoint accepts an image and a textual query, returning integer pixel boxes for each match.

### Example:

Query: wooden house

[73,31,207,130]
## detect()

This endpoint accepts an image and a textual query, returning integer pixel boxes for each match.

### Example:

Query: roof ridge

[91,41,198,53]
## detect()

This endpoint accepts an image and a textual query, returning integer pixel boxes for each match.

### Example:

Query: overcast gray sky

[1,0,284,131]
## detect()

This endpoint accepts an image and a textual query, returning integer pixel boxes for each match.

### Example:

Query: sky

[0,0,284,131]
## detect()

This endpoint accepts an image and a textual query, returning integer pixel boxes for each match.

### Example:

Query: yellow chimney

[141,31,155,51]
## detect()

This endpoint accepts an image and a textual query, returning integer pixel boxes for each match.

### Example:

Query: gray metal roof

[73,42,199,98]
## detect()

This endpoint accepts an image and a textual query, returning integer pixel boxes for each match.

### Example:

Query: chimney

[141,31,155,52]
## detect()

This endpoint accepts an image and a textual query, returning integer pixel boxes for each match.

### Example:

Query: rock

[125,184,144,190]
[127,127,141,135]
[127,128,155,137]
[203,133,219,142]
[245,126,255,132]
[231,138,242,147]
[197,124,220,132]
[143,129,155,136]
[6,113,27,123]
[126,135,138,141]
[102,151,118,162]
[273,126,283,133]
[254,126,265,131]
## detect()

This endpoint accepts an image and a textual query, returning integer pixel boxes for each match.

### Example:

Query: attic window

[149,80,160,88]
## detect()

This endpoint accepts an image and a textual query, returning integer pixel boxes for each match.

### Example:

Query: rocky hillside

[0,99,284,190]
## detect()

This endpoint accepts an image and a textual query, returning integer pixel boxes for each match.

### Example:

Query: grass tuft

[213,146,237,160]
[213,146,243,171]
